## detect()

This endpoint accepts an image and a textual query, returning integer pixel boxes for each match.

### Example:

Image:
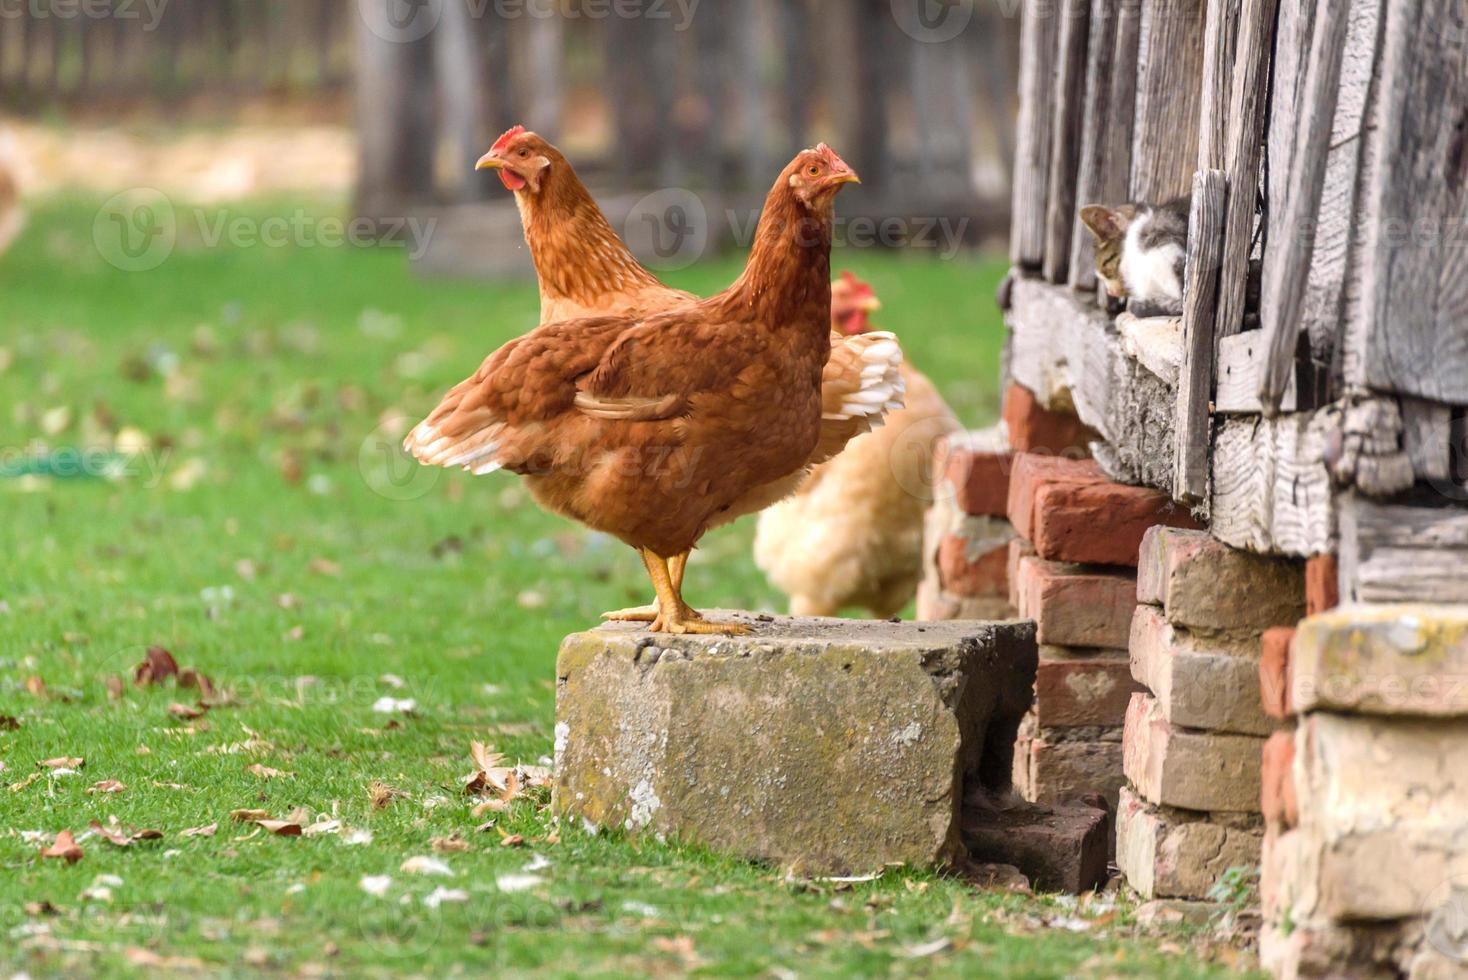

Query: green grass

[0,197,1251,977]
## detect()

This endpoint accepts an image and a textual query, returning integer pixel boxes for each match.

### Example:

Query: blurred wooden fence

[0,0,351,103]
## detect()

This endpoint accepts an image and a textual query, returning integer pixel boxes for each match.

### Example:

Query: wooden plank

[1354,0,1468,403]
[1213,0,1278,345]
[1043,0,1090,283]
[1215,331,1300,413]
[1197,0,1243,170]
[1211,409,1338,556]
[1257,0,1349,413]
[1068,0,1120,292]
[1010,0,1061,268]
[1173,169,1227,503]
[1129,0,1206,204]
[1400,398,1454,485]
[1339,494,1468,603]
[1295,0,1381,371]
[1006,277,1179,493]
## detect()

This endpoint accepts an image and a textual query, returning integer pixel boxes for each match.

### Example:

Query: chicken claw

[640,550,750,636]
[600,551,691,623]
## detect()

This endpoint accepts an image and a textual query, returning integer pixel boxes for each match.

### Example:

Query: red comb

[816,143,853,173]
[491,125,526,154]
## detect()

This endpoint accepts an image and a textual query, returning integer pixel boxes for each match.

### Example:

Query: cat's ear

[1079,205,1124,240]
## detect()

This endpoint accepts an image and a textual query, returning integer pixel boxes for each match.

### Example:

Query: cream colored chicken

[0,131,25,256]
[755,274,961,618]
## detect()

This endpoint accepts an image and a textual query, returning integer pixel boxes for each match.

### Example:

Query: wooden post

[1173,169,1227,504]
[1212,0,1278,349]
[1352,0,1468,404]
[1197,0,1242,170]
[1068,0,1119,292]
[1257,0,1348,414]
[1129,0,1206,205]
[1010,0,1060,269]
[1042,0,1090,283]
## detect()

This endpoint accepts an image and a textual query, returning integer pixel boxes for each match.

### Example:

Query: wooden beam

[1257,0,1349,414]
[1129,0,1206,204]
[1197,0,1244,170]
[1339,494,1468,604]
[1400,398,1454,484]
[1211,409,1338,556]
[1043,0,1091,284]
[1010,0,1060,269]
[1068,0,1120,292]
[1173,169,1227,504]
[1213,0,1279,346]
[1353,0,1468,404]
[1216,331,1299,413]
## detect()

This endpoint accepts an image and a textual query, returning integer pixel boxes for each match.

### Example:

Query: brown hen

[472,127,903,620]
[406,146,863,634]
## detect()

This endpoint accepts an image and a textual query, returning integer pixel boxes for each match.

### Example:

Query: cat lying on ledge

[1080,197,1190,317]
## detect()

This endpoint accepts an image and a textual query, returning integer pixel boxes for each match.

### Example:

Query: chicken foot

[640,549,749,636]
[601,550,688,622]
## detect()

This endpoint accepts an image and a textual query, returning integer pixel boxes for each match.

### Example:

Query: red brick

[937,526,1012,599]
[1260,730,1298,829]
[1033,649,1142,728]
[1003,383,1098,455]
[940,445,1016,517]
[1305,553,1339,616]
[1032,482,1202,567]
[1259,627,1295,721]
[1005,453,1105,542]
[1013,730,1126,808]
[1016,558,1137,649]
[1137,527,1304,631]
[1007,538,1036,609]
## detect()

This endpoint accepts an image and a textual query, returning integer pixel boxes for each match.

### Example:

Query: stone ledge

[554,615,1037,875]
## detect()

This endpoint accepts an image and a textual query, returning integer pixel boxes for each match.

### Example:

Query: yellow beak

[475,152,504,172]
[832,172,862,186]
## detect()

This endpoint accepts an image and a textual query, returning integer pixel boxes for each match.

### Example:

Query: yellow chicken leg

[643,549,748,636]
[602,550,689,622]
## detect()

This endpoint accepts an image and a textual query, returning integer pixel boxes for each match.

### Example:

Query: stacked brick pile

[1005,454,1200,810]
[1259,598,1468,978]
[1116,528,1303,901]
[917,384,1095,622]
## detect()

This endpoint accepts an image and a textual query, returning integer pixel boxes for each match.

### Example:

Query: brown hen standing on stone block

[464,127,904,623]
[755,274,960,618]
[406,145,868,635]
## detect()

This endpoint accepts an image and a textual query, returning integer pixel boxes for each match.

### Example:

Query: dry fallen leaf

[38,757,84,770]
[24,901,62,916]
[400,855,454,877]
[9,772,42,793]
[309,557,341,577]
[25,675,48,698]
[124,949,205,970]
[134,646,179,686]
[431,835,471,854]
[178,668,216,700]
[0,715,20,730]
[256,820,303,837]
[168,702,206,720]
[40,829,84,863]
[89,819,162,847]
[86,780,127,795]
[105,675,126,700]
[246,764,293,780]
[230,809,272,822]
[180,823,218,838]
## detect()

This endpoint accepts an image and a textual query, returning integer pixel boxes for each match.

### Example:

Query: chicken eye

[807,165,821,177]
[519,149,530,157]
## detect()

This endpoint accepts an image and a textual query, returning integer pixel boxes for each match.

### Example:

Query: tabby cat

[1079,196,1190,316]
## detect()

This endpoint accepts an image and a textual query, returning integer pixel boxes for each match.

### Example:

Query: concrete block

[1292,604,1468,717]
[554,616,1037,874]
[1137,527,1305,631]
[1130,604,1273,736]
[1123,693,1264,813]
[1116,787,1263,900]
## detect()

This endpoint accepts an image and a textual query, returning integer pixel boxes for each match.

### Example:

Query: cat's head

[1079,204,1138,299]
